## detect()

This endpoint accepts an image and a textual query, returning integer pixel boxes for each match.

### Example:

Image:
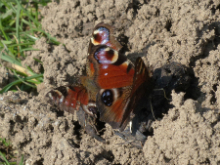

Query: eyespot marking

[101,89,114,107]
[92,27,110,45]
[100,88,121,107]
[94,47,118,64]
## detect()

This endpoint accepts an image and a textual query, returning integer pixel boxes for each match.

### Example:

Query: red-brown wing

[46,85,97,116]
[120,57,152,131]
[96,87,131,129]
[87,23,123,78]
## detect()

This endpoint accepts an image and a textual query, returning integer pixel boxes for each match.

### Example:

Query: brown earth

[1,0,220,164]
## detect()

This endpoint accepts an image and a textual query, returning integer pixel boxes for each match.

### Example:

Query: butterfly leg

[153,88,171,100]
[149,97,156,120]
[85,124,105,142]
[85,113,99,133]
[114,129,147,149]
[84,113,105,142]
[76,108,105,142]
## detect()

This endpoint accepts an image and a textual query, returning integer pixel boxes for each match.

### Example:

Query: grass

[0,0,60,94]
[0,138,23,165]
[0,0,60,164]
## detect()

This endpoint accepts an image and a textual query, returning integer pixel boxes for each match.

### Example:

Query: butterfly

[46,23,152,132]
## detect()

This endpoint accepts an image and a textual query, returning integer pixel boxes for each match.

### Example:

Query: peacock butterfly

[46,23,152,133]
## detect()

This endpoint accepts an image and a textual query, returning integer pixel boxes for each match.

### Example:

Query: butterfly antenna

[153,88,171,100]
[90,122,99,134]
[98,127,107,133]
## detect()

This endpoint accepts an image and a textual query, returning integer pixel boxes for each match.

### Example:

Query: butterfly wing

[87,23,123,78]
[96,86,132,129]
[96,57,152,131]
[88,45,134,88]
[120,57,152,130]
[46,85,97,116]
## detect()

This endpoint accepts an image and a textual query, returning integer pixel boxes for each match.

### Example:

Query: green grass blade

[0,152,10,165]
[20,48,39,52]
[0,138,11,147]
[1,40,13,44]
[18,156,24,165]
[33,57,43,64]
[0,19,9,41]
[13,71,38,88]
[15,1,21,41]
[0,74,43,94]
[1,53,21,66]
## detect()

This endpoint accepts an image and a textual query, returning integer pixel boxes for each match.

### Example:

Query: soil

[1,0,220,164]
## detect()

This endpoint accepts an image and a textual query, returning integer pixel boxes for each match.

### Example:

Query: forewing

[87,23,123,78]
[46,85,90,114]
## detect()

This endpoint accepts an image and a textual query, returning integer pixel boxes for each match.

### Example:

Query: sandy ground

[1,0,220,164]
